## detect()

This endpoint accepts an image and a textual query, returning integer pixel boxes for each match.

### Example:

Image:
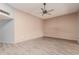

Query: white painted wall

[44,13,77,40]
[14,10,43,43]
[0,3,14,43]
[0,20,14,43]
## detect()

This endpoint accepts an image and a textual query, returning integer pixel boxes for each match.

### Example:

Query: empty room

[0,3,79,55]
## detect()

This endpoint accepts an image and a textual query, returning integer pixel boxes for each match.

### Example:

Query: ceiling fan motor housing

[43,3,46,5]
[43,10,47,14]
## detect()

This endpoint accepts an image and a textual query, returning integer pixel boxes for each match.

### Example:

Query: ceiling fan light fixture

[41,3,54,16]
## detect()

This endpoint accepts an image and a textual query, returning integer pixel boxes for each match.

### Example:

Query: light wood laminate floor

[0,37,78,55]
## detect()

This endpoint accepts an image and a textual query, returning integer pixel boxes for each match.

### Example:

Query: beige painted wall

[14,10,43,43]
[0,3,78,43]
[44,13,77,40]
[76,12,79,42]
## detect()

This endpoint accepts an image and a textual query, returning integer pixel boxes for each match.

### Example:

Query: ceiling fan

[41,3,54,16]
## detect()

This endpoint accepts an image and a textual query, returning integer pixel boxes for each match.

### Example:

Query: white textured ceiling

[9,3,79,19]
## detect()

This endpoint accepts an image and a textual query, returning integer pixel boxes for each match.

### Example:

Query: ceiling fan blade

[42,13,44,16]
[41,8,44,11]
[48,9,54,12]
[47,13,51,15]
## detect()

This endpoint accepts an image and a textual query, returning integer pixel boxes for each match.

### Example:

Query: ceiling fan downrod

[43,3,46,9]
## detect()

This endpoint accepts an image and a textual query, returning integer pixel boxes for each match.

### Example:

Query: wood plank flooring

[0,37,78,55]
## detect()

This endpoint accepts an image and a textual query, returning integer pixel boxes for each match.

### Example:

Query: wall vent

[0,9,10,15]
